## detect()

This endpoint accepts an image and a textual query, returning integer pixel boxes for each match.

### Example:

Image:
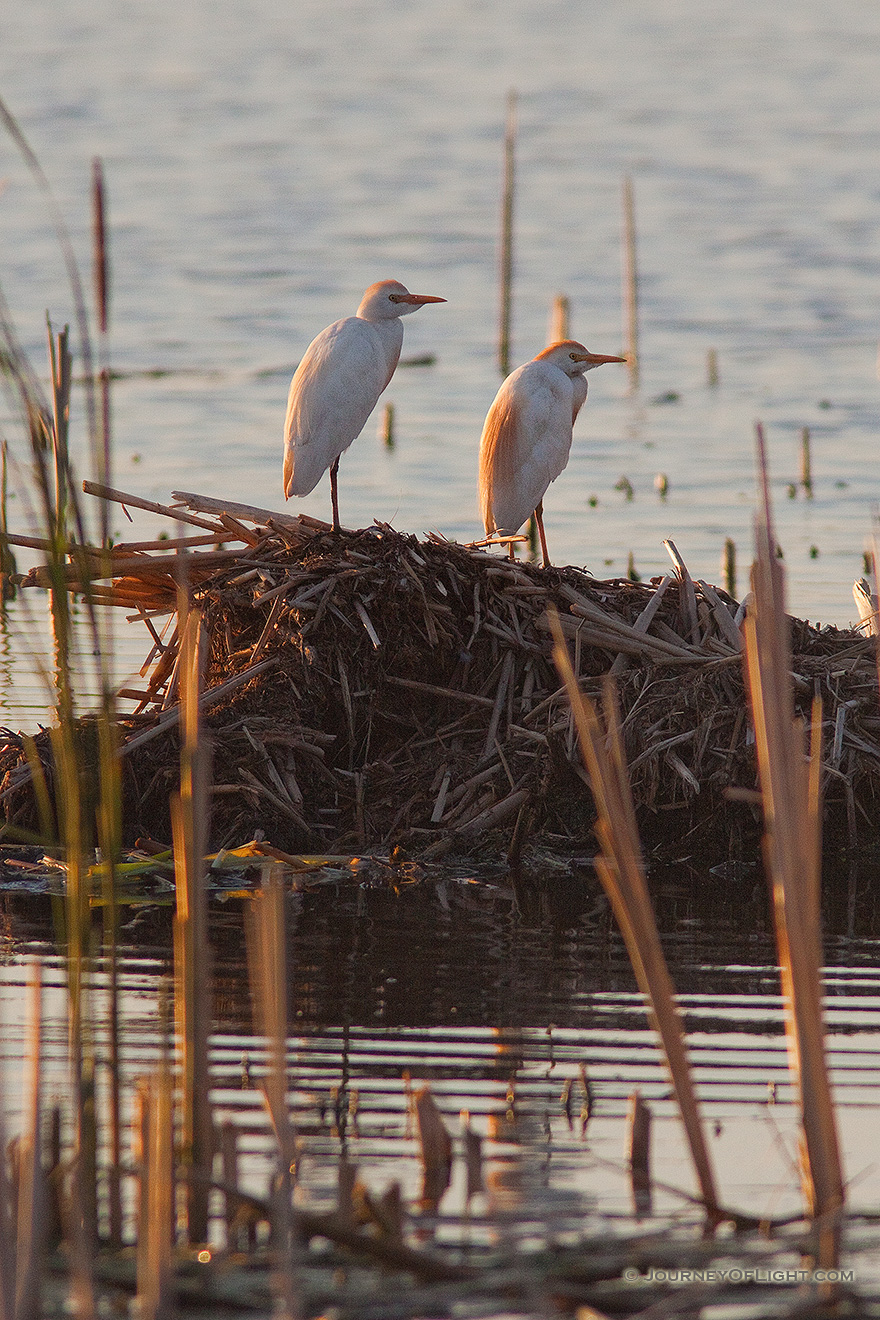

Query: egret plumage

[283,280,445,529]
[478,339,626,566]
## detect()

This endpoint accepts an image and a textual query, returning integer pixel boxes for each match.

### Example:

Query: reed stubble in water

[743,424,844,1268]
[550,613,721,1223]
[171,600,213,1245]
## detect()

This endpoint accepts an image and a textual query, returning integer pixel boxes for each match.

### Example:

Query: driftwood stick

[249,595,285,664]
[171,490,323,534]
[696,579,743,652]
[83,480,226,532]
[542,611,706,665]
[458,786,530,835]
[664,538,701,645]
[19,546,259,587]
[482,650,514,758]
[119,658,280,756]
[610,573,674,676]
[385,676,495,708]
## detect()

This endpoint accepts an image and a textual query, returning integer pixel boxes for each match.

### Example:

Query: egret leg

[535,501,551,568]
[330,457,340,532]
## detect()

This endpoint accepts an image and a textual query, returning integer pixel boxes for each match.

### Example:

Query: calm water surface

[3,869,880,1284]
[2,3,880,1291]
[2,0,880,722]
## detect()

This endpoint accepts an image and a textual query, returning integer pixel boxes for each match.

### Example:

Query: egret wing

[479,364,573,534]
[283,318,389,497]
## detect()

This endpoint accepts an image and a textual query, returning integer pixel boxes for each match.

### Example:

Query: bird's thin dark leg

[330,457,340,532]
[535,501,551,568]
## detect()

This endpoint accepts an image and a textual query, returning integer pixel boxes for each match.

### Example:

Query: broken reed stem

[549,610,720,1223]
[498,90,516,377]
[136,1048,174,1319]
[722,537,736,598]
[246,863,300,1318]
[15,964,47,1320]
[380,401,395,449]
[91,170,124,1232]
[621,174,639,388]
[800,426,813,497]
[47,319,71,537]
[626,1089,652,1218]
[170,601,213,1244]
[743,424,844,1265]
[92,157,112,549]
[549,294,570,344]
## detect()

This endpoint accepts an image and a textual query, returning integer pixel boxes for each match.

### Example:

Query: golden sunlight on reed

[549,611,721,1224]
[742,424,845,1267]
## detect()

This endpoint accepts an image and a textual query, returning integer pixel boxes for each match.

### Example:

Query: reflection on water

[3,864,880,1262]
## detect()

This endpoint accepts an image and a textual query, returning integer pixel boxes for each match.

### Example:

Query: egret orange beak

[573,352,627,365]
[394,293,447,305]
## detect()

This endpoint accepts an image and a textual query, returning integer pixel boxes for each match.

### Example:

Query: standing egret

[478,340,626,567]
[283,279,445,530]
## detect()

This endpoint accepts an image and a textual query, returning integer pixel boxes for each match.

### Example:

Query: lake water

[3,869,880,1296]
[2,1,880,1301]
[2,1,880,724]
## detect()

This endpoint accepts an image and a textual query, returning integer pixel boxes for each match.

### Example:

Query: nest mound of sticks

[3,487,880,866]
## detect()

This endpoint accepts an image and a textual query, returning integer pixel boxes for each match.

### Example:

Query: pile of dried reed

[3,483,880,865]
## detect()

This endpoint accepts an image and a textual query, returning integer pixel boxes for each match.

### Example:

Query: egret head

[538,340,627,377]
[358,280,446,321]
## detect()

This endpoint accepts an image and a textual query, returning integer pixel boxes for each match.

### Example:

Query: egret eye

[569,352,577,360]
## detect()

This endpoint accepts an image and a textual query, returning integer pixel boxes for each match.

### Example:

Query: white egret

[478,339,626,566]
[283,279,445,529]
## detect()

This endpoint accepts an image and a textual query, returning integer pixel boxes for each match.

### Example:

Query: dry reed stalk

[380,401,395,449]
[626,1090,652,1218]
[91,158,112,549]
[498,90,516,377]
[170,603,213,1244]
[136,1060,174,1320]
[549,293,570,344]
[722,537,737,598]
[91,179,124,1230]
[82,480,228,533]
[800,426,813,497]
[663,538,700,644]
[14,965,47,1320]
[413,1087,453,1212]
[171,488,325,534]
[706,347,719,387]
[461,1111,484,1205]
[742,425,844,1265]
[46,321,71,536]
[246,863,300,1319]
[0,997,12,1319]
[549,610,721,1223]
[621,175,639,387]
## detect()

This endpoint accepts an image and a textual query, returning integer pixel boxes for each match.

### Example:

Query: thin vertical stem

[550,615,720,1222]
[800,426,813,497]
[91,159,112,548]
[549,294,569,344]
[171,599,213,1244]
[743,422,844,1264]
[246,864,300,1318]
[621,175,639,389]
[15,965,47,1320]
[498,90,516,378]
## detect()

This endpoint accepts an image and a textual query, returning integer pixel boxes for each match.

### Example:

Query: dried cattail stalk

[550,611,720,1224]
[742,424,844,1266]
